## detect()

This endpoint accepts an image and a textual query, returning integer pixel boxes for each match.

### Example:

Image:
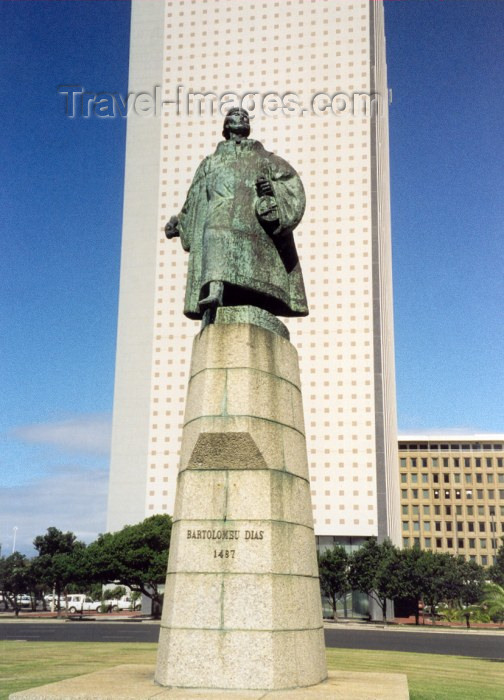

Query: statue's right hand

[165,215,180,239]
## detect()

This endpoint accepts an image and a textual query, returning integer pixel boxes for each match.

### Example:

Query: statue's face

[224,110,250,138]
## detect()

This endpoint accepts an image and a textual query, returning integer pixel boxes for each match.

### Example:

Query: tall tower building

[107,0,401,550]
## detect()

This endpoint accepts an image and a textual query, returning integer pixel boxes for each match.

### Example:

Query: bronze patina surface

[165,109,308,321]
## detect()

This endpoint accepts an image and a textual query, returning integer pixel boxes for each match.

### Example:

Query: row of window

[402,503,504,517]
[402,539,496,565]
[401,472,504,485]
[399,443,503,452]
[401,488,504,501]
[402,521,501,533]
[400,457,504,469]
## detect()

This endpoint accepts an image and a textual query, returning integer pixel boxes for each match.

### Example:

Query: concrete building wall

[107,0,400,546]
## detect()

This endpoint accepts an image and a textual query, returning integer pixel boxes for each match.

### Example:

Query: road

[1,622,503,658]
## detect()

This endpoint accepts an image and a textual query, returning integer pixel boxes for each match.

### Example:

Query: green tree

[318,545,350,620]
[85,514,172,616]
[33,528,89,611]
[480,581,504,623]
[348,537,397,621]
[489,536,504,587]
[0,553,32,616]
[382,547,426,625]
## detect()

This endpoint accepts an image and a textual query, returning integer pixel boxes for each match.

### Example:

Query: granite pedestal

[155,318,327,690]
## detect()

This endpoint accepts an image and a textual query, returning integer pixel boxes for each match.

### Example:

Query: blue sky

[1,0,503,555]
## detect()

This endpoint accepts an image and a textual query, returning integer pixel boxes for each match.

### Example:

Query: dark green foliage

[85,514,172,614]
[348,537,398,621]
[32,528,89,611]
[318,545,350,618]
[0,553,33,615]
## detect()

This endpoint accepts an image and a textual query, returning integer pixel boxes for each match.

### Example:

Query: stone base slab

[9,665,409,700]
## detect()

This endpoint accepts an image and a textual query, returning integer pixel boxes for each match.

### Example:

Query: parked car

[64,594,102,613]
[16,595,32,609]
[108,595,141,612]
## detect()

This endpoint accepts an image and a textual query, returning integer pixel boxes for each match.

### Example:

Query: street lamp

[12,526,18,554]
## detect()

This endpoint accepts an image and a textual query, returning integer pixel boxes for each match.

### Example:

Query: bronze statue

[166,108,308,320]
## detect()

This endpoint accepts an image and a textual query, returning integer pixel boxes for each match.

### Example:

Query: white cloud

[0,464,108,556]
[11,413,112,456]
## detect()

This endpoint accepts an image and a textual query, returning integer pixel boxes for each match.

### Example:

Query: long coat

[177,138,308,319]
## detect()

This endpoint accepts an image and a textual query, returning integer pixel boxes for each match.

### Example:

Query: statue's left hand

[165,215,180,239]
[256,176,274,197]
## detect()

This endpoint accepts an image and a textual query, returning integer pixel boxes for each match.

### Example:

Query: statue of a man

[166,108,308,319]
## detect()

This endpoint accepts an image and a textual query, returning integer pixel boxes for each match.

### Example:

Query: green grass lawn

[1,642,503,700]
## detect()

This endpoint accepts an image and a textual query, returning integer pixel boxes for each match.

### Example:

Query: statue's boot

[198,280,224,313]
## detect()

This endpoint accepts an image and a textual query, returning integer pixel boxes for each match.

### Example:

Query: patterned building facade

[107,0,400,549]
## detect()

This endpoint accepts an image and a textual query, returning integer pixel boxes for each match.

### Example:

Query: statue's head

[222,108,251,140]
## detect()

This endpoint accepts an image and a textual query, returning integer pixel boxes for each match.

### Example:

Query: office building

[107,0,400,551]
[399,435,504,565]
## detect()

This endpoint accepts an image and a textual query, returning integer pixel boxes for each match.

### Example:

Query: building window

[457,522,463,532]
[422,489,429,499]
[455,490,462,500]
[413,521,420,532]
[433,473,439,484]
[445,505,452,516]
[477,490,484,499]
[467,506,474,515]
[400,458,407,468]
[424,537,432,548]
[424,521,431,532]
[446,538,453,548]
[411,489,418,499]
[468,522,475,532]
[423,505,430,515]
[468,538,475,548]
[465,474,473,484]
[422,474,429,484]
[403,537,410,547]
[481,555,488,566]
[434,490,440,499]
[402,505,409,515]
[458,538,464,549]
[402,521,409,531]
[422,458,428,468]
[401,473,407,483]
[432,458,439,468]
[466,490,473,499]
[434,505,441,515]
[411,474,418,484]
[476,474,483,484]
[435,522,442,532]
[479,522,486,532]
[444,490,451,499]
[480,539,487,548]
[436,538,442,548]
[443,474,450,484]
[446,522,452,532]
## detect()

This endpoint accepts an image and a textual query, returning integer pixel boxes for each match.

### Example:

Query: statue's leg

[198,280,224,313]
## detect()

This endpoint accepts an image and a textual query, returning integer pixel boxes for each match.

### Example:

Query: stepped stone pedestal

[155,317,327,690]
